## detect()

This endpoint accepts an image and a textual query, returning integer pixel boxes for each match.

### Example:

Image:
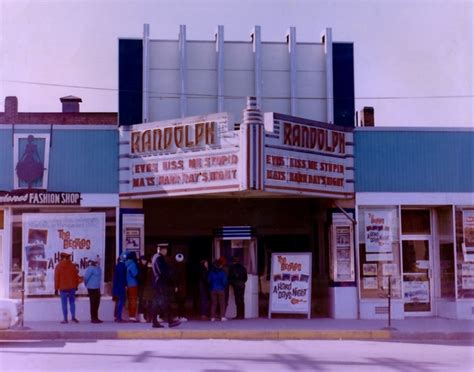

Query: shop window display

[455,207,474,299]
[358,206,401,299]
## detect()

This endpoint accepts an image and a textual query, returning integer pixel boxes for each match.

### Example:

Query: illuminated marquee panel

[263,113,354,198]
[120,113,243,198]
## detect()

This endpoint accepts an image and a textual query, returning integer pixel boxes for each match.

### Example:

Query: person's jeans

[60,289,76,321]
[210,290,226,319]
[114,293,126,320]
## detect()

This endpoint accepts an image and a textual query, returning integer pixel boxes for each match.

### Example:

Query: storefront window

[358,206,401,299]
[455,207,474,299]
[9,208,116,299]
[436,207,455,299]
[401,209,431,235]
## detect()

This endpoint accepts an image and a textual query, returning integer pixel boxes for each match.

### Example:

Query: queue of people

[54,244,248,326]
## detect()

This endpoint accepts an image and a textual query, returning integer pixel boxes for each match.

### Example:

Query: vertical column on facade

[286,27,297,116]
[251,26,263,111]
[241,96,264,190]
[321,28,334,124]
[216,25,225,112]
[179,25,188,118]
[142,24,150,123]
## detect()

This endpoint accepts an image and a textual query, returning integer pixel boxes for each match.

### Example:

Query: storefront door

[402,238,433,315]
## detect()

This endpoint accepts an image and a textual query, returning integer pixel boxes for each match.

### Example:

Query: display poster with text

[364,210,394,261]
[269,252,312,318]
[22,213,105,296]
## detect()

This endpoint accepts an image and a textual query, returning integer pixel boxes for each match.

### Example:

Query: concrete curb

[1,329,472,341]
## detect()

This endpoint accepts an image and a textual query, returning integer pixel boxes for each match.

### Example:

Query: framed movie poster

[268,252,312,319]
[22,213,105,296]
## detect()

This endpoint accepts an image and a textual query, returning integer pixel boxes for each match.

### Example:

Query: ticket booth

[213,226,259,318]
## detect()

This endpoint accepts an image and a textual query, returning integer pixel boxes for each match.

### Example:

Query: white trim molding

[356,192,474,206]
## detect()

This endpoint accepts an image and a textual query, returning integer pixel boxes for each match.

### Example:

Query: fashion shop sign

[0,190,81,206]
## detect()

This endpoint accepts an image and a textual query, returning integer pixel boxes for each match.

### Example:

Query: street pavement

[0,339,473,371]
[1,317,473,342]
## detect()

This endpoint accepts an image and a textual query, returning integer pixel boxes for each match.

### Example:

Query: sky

[1,0,473,127]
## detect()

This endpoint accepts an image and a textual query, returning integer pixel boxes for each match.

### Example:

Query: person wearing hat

[83,256,103,323]
[150,243,180,328]
[54,249,81,324]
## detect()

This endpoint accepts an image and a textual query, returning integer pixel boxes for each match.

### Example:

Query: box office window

[358,206,401,299]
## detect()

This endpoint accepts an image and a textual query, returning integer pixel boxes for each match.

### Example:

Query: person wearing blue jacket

[125,251,139,322]
[83,257,102,323]
[208,258,228,321]
[112,254,127,322]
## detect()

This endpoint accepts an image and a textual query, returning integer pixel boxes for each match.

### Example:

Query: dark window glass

[401,209,431,234]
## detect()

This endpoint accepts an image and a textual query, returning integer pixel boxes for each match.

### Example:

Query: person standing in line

[54,250,81,324]
[112,253,127,322]
[137,255,151,322]
[83,257,103,323]
[125,251,139,322]
[198,259,210,320]
[228,255,248,320]
[208,258,228,321]
[172,253,188,322]
[150,244,181,328]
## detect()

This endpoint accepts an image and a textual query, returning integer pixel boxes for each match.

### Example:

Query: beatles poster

[22,213,105,295]
[364,210,394,261]
[268,252,312,318]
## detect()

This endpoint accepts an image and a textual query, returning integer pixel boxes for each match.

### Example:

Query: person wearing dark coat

[150,244,181,328]
[228,256,248,319]
[112,253,127,322]
[198,259,210,319]
[137,255,151,322]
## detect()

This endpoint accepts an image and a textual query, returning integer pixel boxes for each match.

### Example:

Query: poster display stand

[268,252,312,319]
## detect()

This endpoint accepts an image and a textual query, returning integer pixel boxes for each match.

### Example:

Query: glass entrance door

[402,239,432,314]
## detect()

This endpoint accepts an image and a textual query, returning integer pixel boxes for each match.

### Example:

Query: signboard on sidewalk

[268,252,312,318]
[22,213,105,296]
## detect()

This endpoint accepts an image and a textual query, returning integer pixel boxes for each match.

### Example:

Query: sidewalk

[1,318,473,341]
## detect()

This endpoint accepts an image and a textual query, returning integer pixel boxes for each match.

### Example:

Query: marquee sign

[119,111,354,200]
[119,112,243,198]
[263,113,354,198]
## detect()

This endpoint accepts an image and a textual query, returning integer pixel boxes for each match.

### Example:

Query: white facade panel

[296,44,325,71]
[149,40,179,69]
[261,43,289,69]
[149,98,180,121]
[224,70,254,95]
[149,69,179,94]
[187,97,217,118]
[224,43,253,70]
[187,42,217,69]
[262,71,290,97]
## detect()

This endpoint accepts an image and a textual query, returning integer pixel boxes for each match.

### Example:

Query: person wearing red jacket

[54,250,81,324]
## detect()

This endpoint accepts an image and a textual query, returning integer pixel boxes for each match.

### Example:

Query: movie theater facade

[117,25,358,319]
